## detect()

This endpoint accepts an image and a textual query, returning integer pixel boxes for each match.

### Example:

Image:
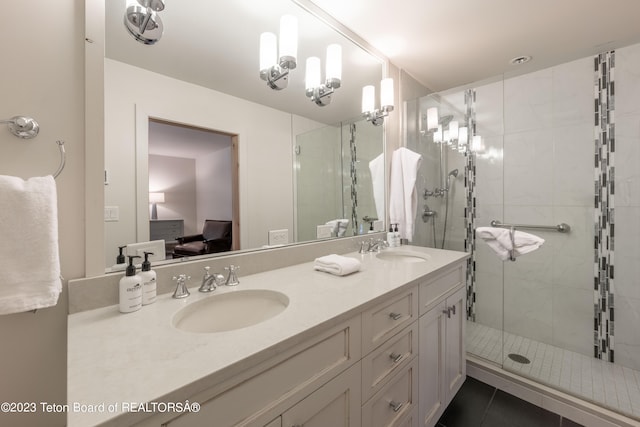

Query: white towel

[325,219,350,237]
[369,153,385,223]
[314,254,361,276]
[476,227,545,261]
[0,175,61,314]
[389,147,422,241]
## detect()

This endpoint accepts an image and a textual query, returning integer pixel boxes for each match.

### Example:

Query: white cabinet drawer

[362,357,418,427]
[361,322,418,402]
[419,264,463,315]
[165,316,361,427]
[362,287,418,354]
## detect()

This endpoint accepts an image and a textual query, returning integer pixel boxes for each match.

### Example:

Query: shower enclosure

[406,44,640,423]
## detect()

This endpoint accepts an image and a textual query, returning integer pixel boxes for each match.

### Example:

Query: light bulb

[449,121,459,140]
[279,15,298,66]
[326,44,342,83]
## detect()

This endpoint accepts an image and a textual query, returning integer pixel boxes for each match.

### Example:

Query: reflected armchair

[172,220,232,258]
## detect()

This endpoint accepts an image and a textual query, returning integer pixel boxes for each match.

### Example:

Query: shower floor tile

[466,321,640,421]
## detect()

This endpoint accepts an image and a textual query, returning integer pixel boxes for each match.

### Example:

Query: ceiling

[310,0,640,92]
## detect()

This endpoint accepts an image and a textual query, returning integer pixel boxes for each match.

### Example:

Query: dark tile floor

[437,377,584,427]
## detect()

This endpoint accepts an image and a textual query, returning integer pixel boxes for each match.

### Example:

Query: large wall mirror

[98,0,386,272]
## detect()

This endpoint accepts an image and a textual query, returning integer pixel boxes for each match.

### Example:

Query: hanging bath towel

[389,147,422,241]
[0,175,62,314]
[369,153,385,223]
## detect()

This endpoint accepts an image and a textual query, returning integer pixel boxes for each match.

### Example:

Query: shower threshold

[466,321,640,422]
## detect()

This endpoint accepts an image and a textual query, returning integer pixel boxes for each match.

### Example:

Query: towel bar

[490,220,570,233]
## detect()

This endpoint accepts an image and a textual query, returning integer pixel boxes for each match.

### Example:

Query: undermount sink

[172,289,289,333]
[376,250,430,263]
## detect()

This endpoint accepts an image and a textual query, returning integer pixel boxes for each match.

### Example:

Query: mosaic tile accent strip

[464,89,477,322]
[594,51,615,362]
[349,123,359,233]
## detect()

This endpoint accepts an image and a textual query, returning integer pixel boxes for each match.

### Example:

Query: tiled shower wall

[612,44,640,371]
[470,44,640,369]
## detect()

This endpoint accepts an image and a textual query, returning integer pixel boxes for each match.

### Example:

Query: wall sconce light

[124,0,165,45]
[149,192,165,220]
[260,15,298,90]
[362,78,394,125]
[305,44,342,106]
[457,126,468,152]
[426,107,439,131]
[471,135,485,153]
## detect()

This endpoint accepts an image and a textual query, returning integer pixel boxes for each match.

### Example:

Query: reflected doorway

[148,119,239,257]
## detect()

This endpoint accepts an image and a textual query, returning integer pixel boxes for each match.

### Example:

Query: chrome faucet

[199,266,225,293]
[359,238,387,253]
[224,265,240,286]
[172,274,191,299]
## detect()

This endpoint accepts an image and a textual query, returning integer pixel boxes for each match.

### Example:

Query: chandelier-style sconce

[305,44,342,106]
[362,78,394,125]
[124,0,165,45]
[423,107,475,153]
[260,15,298,91]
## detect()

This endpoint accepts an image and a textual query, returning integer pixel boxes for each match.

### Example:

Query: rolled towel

[314,254,361,276]
[476,227,544,261]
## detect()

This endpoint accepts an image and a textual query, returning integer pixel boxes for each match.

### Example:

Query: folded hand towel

[314,254,361,276]
[476,227,544,261]
[0,175,62,314]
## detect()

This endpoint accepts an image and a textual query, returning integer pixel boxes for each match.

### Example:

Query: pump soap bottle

[140,251,157,305]
[119,255,142,313]
[387,224,396,247]
[112,245,127,271]
[393,223,401,247]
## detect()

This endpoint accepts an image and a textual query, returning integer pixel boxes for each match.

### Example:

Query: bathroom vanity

[67,245,468,427]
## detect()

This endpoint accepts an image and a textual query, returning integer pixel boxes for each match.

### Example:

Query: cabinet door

[444,287,466,399]
[418,301,446,427]
[281,363,361,427]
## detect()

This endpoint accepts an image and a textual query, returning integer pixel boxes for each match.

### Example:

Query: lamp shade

[380,78,394,108]
[149,192,165,204]
[305,57,321,90]
[362,85,375,114]
[259,32,277,72]
[279,15,298,62]
[427,107,439,130]
[326,44,342,82]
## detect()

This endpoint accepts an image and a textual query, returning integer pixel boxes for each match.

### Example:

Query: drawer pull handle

[389,312,403,320]
[389,352,403,363]
[443,308,451,318]
[450,305,456,315]
[389,400,404,412]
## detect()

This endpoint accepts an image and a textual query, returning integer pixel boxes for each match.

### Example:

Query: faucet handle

[172,274,191,299]
[224,265,240,286]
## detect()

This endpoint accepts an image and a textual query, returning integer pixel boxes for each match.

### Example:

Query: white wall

[196,146,233,228]
[0,1,84,426]
[149,155,198,235]
[105,58,295,259]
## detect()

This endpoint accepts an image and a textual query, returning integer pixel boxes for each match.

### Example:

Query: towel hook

[0,116,40,139]
[52,140,66,179]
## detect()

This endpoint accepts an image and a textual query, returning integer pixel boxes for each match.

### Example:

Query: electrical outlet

[316,225,333,239]
[268,229,289,246]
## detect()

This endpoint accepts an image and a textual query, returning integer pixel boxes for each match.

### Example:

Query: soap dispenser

[140,251,157,305]
[112,245,127,271]
[119,255,142,313]
[393,223,401,247]
[387,224,396,247]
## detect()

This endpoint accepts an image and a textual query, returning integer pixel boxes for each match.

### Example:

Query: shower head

[448,169,459,178]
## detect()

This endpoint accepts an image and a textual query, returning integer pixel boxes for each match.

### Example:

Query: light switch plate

[268,229,289,246]
[104,206,119,222]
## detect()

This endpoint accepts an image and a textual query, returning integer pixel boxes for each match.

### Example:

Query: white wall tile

[553,123,595,207]
[552,57,594,126]
[614,115,640,207]
[504,68,553,133]
[614,44,640,118]
[615,206,640,300]
[613,295,640,371]
[504,129,554,206]
[552,287,593,357]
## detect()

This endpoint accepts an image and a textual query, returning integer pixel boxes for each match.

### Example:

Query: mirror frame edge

[85,0,396,278]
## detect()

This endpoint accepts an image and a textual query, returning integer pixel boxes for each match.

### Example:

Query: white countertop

[67,246,468,426]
